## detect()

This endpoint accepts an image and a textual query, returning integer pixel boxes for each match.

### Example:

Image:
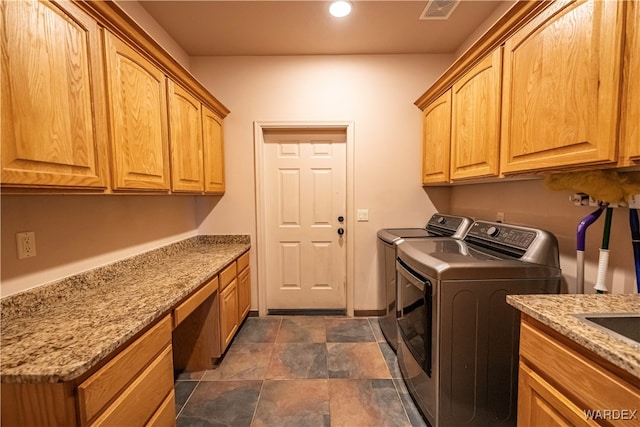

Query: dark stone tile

[177,380,262,427]
[253,379,330,427]
[326,318,375,342]
[267,343,328,379]
[393,378,429,427]
[327,343,391,379]
[329,379,410,427]
[379,341,402,379]
[234,317,281,343]
[175,370,206,381]
[276,316,327,343]
[174,380,198,416]
[368,317,387,342]
[202,343,273,380]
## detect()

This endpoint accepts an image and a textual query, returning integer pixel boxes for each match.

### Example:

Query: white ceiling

[138,1,508,56]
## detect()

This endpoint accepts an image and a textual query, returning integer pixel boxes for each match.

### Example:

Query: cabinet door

[103,31,170,191]
[501,0,624,173]
[517,362,598,427]
[220,279,239,351]
[168,81,204,192]
[620,1,640,165]
[422,90,452,185]
[451,48,501,181]
[202,106,225,194]
[1,0,108,189]
[238,267,250,322]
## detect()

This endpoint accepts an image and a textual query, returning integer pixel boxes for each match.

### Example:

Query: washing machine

[396,220,562,427]
[377,213,473,351]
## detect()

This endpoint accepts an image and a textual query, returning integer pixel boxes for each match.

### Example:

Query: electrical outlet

[496,212,505,223]
[16,232,36,259]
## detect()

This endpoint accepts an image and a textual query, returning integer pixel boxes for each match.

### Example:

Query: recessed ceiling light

[329,0,352,18]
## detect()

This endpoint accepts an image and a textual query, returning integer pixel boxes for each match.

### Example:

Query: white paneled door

[263,128,347,310]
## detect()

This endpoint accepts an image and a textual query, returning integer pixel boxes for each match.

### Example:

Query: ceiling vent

[420,0,460,20]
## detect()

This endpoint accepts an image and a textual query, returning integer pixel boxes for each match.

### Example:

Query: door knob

[337,228,344,235]
[338,216,344,223]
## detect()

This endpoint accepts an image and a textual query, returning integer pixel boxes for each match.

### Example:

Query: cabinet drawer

[237,251,249,272]
[219,262,237,291]
[91,345,174,427]
[520,318,640,418]
[173,277,218,329]
[518,361,600,427]
[78,316,172,425]
[146,389,176,427]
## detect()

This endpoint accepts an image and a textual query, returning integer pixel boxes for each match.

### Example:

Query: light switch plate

[357,209,369,222]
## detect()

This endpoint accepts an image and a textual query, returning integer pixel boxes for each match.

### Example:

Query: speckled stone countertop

[507,294,640,379]
[1,235,250,384]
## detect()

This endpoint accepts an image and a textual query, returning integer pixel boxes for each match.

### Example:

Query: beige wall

[190,54,454,311]
[0,3,197,298]
[115,0,191,70]
[1,195,199,296]
[448,179,637,295]
[454,1,516,58]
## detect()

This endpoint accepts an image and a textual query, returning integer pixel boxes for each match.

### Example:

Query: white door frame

[254,121,355,316]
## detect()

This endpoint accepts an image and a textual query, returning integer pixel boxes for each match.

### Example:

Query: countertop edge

[507,294,640,379]
[1,235,251,383]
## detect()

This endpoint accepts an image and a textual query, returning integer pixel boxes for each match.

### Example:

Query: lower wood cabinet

[218,251,251,353]
[220,278,239,351]
[237,251,250,321]
[517,315,640,427]
[1,251,251,426]
[1,315,176,427]
[78,316,174,426]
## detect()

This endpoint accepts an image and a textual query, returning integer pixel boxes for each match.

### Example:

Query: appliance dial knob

[437,216,446,224]
[487,226,500,237]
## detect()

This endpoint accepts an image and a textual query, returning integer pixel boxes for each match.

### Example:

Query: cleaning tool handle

[594,249,610,293]
[576,251,585,294]
[601,207,613,250]
[577,205,606,251]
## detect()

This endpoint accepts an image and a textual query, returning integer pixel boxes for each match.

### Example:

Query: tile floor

[174,316,428,427]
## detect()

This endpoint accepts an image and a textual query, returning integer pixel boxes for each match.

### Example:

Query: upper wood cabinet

[450,48,502,181]
[620,1,640,166]
[422,90,452,185]
[1,0,229,193]
[168,81,204,193]
[1,0,108,189]
[103,31,170,191]
[500,0,625,174]
[202,106,226,194]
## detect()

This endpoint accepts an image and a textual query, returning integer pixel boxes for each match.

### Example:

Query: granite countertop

[507,294,640,379]
[1,235,250,384]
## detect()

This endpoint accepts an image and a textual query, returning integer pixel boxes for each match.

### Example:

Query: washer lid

[397,238,561,281]
[377,228,431,243]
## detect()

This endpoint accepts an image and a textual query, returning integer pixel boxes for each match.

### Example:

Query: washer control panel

[466,221,537,251]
